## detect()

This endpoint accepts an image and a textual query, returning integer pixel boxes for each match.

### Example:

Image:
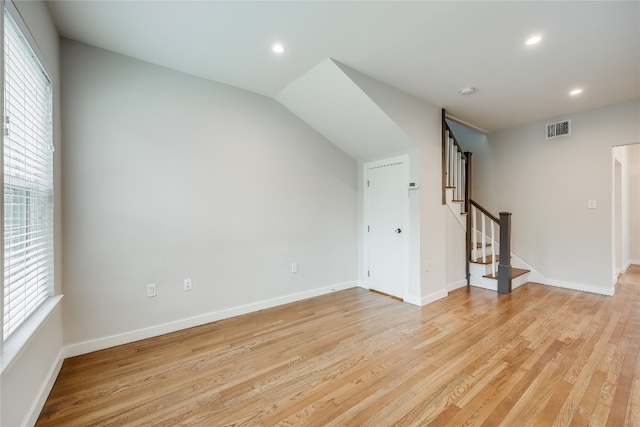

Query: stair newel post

[498,212,512,294]
[441,109,447,205]
[466,204,472,284]
[465,152,473,284]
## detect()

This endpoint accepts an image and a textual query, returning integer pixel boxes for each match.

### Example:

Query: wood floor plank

[36,265,640,426]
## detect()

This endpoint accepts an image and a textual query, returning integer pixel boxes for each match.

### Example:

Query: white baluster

[491,221,496,277]
[445,131,450,187]
[452,144,457,196]
[472,207,477,261]
[458,154,462,200]
[452,139,457,191]
[481,213,486,263]
[461,158,466,205]
[448,138,452,187]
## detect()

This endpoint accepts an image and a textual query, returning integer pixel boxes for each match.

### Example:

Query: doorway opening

[612,143,640,278]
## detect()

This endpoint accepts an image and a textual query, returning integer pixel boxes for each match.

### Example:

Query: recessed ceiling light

[569,88,583,96]
[272,44,285,54]
[526,35,542,46]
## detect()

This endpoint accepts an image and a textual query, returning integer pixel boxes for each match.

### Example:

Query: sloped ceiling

[277,59,414,160]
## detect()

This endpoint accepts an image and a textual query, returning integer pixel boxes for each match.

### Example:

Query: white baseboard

[418,289,448,306]
[64,281,357,358]
[403,294,422,306]
[403,289,448,307]
[25,348,64,427]
[358,282,447,308]
[627,260,640,266]
[537,278,615,296]
[469,276,497,291]
[510,253,615,296]
[446,279,468,292]
[618,262,630,275]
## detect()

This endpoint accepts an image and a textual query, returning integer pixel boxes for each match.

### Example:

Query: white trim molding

[410,289,448,307]
[511,254,615,296]
[537,278,615,296]
[446,279,468,292]
[25,348,64,427]
[403,294,422,306]
[1,295,63,374]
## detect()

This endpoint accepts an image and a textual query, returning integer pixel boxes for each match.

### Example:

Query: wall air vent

[546,119,571,140]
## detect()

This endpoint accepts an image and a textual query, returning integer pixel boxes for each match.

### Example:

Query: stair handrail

[468,199,512,294]
[469,199,499,224]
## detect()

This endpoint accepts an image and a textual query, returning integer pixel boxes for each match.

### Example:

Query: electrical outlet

[147,283,157,298]
[291,263,298,273]
[184,278,192,291]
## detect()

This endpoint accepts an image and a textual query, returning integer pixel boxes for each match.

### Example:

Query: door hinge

[367,180,370,187]
[367,270,370,277]
[367,225,370,232]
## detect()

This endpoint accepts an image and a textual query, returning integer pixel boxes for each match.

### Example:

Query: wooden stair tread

[470,255,499,264]
[483,268,530,280]
[452,199,464,203]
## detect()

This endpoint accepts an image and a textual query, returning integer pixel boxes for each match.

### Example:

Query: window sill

[1,295,64,374]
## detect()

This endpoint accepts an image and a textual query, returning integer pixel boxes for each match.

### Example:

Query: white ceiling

[47,1,639,133]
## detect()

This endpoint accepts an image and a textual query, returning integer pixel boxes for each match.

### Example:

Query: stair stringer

[445,187,467,231]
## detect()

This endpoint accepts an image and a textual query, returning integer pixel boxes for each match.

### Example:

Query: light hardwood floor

[37,266,640,426]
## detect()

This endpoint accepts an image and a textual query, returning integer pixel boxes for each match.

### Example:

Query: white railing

[471,203,499,278]
[445,129,467,204]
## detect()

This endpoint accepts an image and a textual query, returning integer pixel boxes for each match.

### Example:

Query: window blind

[3,10,54,340]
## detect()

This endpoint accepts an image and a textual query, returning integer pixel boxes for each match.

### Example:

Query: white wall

[612,145,628,273]
[0,1,63,426]
[60,40,358,353]
[472,100,640,294]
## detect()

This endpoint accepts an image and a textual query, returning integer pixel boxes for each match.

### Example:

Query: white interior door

[366,159,407,299]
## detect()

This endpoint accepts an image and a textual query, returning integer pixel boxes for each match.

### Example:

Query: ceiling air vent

[546,119,571,140]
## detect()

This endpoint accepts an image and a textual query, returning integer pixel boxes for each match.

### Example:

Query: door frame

[613,158,624,275]
[363,155,410,300]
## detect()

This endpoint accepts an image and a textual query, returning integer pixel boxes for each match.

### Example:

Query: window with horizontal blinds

[3,10,54,340]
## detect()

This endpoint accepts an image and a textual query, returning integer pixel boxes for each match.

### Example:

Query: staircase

[442,109,530,293]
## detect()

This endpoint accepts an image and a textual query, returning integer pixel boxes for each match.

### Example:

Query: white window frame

[2,4,54,344]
